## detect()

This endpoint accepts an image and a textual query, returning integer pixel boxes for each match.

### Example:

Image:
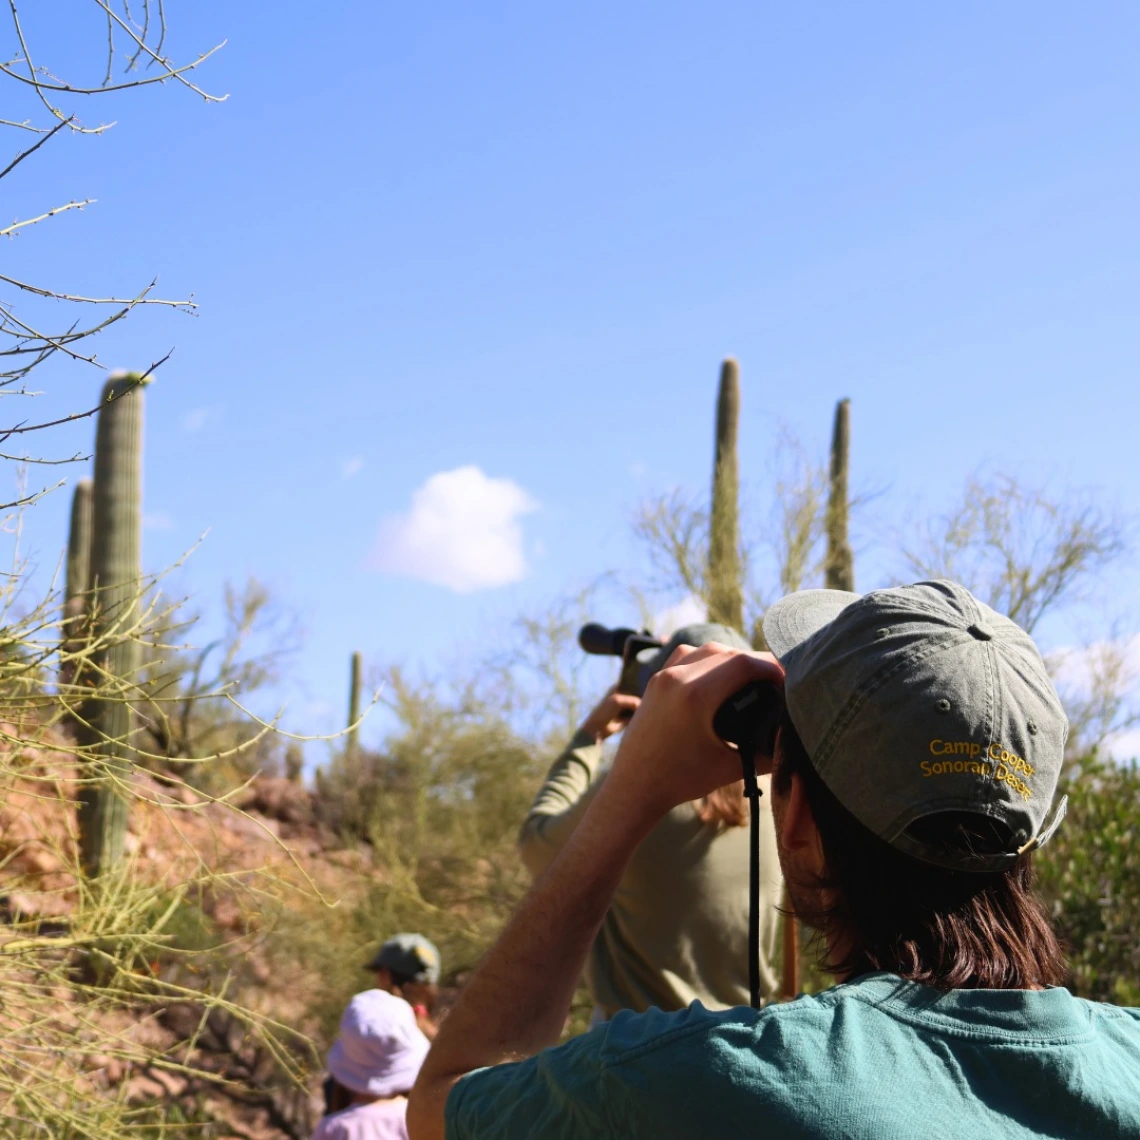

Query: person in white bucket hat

[313,988,430,1140]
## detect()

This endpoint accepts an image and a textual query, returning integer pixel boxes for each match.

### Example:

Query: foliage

[316,668,542,858]
[0,575,317,1136]
[136,577,299,794]
[905,473,1127,635]
[1049,632,1140,761]
[301,669,548,1041]
[0,6,328,1136]
[1036,755,1140,1006]
[906,471,1133,757]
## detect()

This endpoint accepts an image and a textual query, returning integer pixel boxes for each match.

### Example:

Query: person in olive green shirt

[518,623,783,1018]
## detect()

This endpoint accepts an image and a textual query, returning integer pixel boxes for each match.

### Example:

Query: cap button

[967,622,994,641]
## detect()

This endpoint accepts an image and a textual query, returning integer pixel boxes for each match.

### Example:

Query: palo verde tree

[135,575,299,788]
[905,471,1132,756]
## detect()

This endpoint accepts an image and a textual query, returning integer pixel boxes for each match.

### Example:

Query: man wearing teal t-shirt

[409,581,1140,1139]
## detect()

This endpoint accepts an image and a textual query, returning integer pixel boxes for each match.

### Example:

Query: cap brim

[763,589,861,660]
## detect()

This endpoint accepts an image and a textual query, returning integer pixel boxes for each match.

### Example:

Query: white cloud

[630,461,647,479]
[654,594,708,639]
[370,466,538,593]
[341,456,364,480]
[182,408,210,433]
[143,511,174,532]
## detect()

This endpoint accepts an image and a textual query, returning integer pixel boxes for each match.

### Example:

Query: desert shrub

[1036,755,1140,1005]
[297,669,547,1038]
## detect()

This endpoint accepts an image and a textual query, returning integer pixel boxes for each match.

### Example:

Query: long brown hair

[773,712,1066,990]
[693,779,748,827]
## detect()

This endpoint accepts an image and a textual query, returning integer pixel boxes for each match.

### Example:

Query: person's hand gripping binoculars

[604,642,785,821]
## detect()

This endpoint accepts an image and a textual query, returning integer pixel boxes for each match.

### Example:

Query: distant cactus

[707,358,744,632]
[65,478,94,618]
[76,372,146,877]
[284,743,304,784]
[60,478,94,694]
[824,398,854,593]
[347,651,362,760]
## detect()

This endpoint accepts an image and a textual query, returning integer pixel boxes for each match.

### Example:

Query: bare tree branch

[0,113,70,180]
[0,198,92,238]
[905,473,1129,632]
[0,352,167,442]
[0,1,221,433]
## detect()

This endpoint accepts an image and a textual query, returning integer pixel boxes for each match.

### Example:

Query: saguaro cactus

[284,744,304,784]
[347,651,362,761]
[824,398,854,593]
[77,372,146,877]
[61,478,94,694]
[65,478,94,619]
[707,357,744,632]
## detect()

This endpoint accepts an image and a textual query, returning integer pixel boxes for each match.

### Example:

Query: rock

[22,845,63,875]
[149,1067,188,1097]
[123,1072,169,1103]
[239,776,314,825]
[6,890,73,919]
[210,896,244,930]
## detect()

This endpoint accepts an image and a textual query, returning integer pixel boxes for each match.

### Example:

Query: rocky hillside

[0,732,391,1140]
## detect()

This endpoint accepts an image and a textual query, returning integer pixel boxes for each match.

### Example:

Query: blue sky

[7,2,1140,757]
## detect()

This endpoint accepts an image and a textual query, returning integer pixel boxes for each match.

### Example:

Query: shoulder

[311,1112,349,1140]
[1075,996,1140,1031]
[598,985,850,1065]
[312,1100,408,1140]
[446,993,857,1139]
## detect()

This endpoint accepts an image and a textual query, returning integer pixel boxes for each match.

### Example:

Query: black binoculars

[578,622,782,758]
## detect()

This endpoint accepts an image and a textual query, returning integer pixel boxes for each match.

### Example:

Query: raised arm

[408,644,784,1140]
[517,687,640,878]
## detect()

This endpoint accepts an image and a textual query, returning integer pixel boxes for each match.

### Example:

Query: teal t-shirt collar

[836,971,1092,1043]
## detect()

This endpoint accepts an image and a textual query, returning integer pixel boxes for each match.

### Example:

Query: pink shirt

[311,1097,409,1140]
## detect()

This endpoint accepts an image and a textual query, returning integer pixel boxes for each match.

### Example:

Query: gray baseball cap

[364,933,441,984]
[762,580,1068,871]
[635,622,753,695]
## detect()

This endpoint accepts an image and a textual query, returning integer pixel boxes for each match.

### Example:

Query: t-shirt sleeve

[445,1026,614,1140]
[443,1006,721,1140]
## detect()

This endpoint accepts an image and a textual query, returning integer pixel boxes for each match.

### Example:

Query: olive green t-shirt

[447,973,1140,1139]
[518,730,782,1017]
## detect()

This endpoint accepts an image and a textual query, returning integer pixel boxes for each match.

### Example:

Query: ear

[779,770,827,879]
